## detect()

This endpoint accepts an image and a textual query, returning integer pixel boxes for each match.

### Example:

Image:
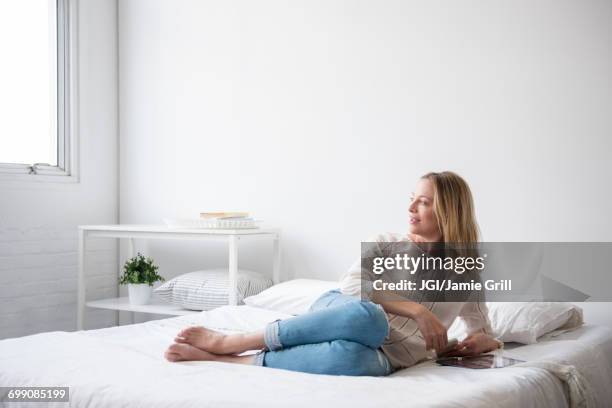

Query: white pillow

[154,269,273,311]
[449,302,584,344]
[487,302,583,344]
[243,279,339,315]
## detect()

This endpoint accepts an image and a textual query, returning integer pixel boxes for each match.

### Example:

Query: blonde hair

[421,171,480,244]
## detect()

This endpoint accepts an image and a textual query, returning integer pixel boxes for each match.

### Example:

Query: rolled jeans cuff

[264,319,283,351]
[252,350,266,366]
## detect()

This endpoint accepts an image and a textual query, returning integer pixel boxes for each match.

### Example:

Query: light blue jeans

[252,289,393,376]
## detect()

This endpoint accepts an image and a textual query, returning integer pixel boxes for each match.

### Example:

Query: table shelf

[77,224,280,330]
[86,297,200,316]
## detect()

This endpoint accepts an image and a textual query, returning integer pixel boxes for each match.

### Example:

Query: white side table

[77,224,280,330]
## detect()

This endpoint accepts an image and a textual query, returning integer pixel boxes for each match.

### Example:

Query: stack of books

[163,212,259,229]
[196,211,257,229]
[199,212,251,220]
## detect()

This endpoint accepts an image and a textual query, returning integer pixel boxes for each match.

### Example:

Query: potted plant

[119,253,165,305]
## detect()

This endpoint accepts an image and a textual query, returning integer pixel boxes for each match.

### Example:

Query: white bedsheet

[1,305,611,408]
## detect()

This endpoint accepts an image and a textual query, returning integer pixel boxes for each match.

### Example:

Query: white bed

[1,305,612,408]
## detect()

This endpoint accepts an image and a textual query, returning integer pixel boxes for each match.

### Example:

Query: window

[0,0,77,180]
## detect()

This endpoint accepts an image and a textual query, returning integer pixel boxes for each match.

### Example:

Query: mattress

[1,305,611,408]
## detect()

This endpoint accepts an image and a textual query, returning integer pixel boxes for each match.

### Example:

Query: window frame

[0,0,79,183]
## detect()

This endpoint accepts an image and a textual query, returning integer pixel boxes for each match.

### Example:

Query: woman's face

[408,178,441,241]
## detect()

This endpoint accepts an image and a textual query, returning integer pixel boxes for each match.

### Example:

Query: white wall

[0,0,118,338]
[119,1,612,324]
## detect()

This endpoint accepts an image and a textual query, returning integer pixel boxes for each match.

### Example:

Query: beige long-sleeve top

[339,232,493,370]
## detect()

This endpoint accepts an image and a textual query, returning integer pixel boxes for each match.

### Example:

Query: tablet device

[436,354,524,369]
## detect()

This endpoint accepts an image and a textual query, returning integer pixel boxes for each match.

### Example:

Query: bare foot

[164,342,218,362]
[175,326,232,354]
[175,326,267,355]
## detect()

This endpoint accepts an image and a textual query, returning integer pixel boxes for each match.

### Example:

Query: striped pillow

[153,269,273,311]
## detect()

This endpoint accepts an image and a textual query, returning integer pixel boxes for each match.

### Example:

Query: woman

[164,171,502,375]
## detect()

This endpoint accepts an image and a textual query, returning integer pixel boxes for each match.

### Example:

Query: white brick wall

[0,226,119,339]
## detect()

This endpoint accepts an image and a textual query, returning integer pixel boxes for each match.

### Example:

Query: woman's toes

[164,350,179,362]
[165,344,188,362]
[167,343,185,354]
[164,342,216,362]
[178,326,198,339]
[174,336,188,343]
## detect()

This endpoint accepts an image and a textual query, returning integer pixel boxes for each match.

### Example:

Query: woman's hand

[412,305,448,354]
[441,333,500,357]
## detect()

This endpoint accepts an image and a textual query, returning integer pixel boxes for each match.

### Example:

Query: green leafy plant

[119,253,165,286]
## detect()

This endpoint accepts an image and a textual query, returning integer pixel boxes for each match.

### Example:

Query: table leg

[115,238,120,326]
[127,238,135,258]
[121,238,136,326]
[228,235,238,305]
[77,229,86,330]
[272,233,281,284]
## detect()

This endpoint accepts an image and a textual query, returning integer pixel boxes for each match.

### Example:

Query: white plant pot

[128,283,153,305]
